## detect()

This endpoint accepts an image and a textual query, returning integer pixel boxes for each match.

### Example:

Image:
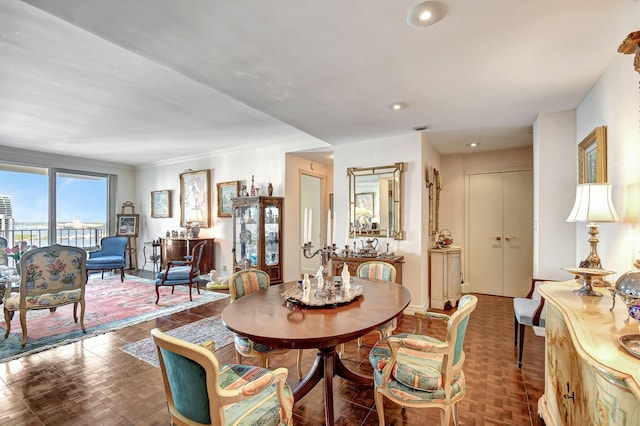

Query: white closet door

[468,170,533,297]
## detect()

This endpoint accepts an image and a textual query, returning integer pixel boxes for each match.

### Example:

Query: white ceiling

[1,0,639,166]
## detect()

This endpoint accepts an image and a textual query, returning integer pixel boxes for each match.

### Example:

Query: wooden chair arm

[413,311,450,334]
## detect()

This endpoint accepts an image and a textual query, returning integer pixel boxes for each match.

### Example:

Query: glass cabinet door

[234,205,259,267]
[264,204,280,266]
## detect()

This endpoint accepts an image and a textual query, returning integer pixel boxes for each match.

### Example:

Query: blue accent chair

[155,240,205,304]
[369,294,478,426]
[86,236,128,282]
[151,328,293,425]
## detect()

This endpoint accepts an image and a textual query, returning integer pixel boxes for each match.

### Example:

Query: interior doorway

[300,172,322,276]
[466,170,533,297]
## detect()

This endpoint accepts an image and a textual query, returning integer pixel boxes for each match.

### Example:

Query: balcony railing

[1,228,107,251]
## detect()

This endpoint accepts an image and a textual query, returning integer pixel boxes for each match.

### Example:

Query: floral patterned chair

[369,294,478,426]
[86,236,128,282]
[3,244,87,346]
[151,328,293,426]
[229,269,303,379]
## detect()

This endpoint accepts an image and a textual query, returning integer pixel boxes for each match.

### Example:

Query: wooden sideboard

[331,255,404,284]
[538,280,640,425]
[160,237,215,273]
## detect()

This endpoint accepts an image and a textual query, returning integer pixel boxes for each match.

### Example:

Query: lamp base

[190,225,200,238]
[572,279,603,297]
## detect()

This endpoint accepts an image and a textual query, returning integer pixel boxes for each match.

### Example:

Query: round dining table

[221,277,411,426]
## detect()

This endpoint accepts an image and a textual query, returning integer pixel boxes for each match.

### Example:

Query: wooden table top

[222,278,411,350]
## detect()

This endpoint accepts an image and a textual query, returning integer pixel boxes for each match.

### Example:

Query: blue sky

[0,171,107,223]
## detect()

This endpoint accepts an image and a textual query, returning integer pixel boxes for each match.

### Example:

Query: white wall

[573,55,640,278]
[334,132,437,313]
[533,109,577,280]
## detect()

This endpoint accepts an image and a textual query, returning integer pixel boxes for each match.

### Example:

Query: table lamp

[188,208,204,238]
[566,183,619,288]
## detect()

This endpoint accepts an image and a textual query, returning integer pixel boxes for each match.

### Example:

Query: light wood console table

[538,280,640,425]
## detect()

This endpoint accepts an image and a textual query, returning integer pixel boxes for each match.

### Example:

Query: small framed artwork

[578,126,607,184]
[151,190,171,218]
[180,169,211,228]
[116,214,139,237]
[217,181,239,217]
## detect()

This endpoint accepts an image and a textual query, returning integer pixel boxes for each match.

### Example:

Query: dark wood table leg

[293,346,373,426]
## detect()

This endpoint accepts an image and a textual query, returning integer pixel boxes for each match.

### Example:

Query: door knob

[494,236,501,241]
[505,236,516,241]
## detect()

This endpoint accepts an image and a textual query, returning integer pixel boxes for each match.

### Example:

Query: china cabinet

[538,281,640,425]
[429,247,462,309]
[160,237,215,273]
[232,196,283,284]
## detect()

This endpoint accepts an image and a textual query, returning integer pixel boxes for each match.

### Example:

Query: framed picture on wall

[180,169,211,228]
[151,190,171,218]
[217,181,239,217]
[578,126,607,183]
[116,214,139,237]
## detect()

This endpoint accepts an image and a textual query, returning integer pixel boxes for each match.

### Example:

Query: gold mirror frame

[347,162,404,240]
[578,126,607,183]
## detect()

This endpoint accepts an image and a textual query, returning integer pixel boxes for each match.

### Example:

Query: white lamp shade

[188,208,204,223]
[566,183,619,223]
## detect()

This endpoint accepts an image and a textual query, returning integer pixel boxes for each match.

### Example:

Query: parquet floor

[0,271,546,425]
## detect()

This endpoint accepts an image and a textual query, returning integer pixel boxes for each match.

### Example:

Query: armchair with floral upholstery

[3,244,87,346]
[151,328,293,426]
[369,294,478,426]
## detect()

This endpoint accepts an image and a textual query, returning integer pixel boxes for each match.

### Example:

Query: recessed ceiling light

[466,142,480,148]
[407,1,447,27]
[388,102,408,111]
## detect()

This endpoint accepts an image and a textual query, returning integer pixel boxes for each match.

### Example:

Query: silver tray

[618,334,640,358]
[281,282,364,307]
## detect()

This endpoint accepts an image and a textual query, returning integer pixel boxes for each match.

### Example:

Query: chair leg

[452,403,458,426]
[296,349,303,379]
[518,323,526,368]
[374,389,386,426]
[155,284,160,305]
[236,350,242,364]
[188,283,193,301]
[73,302,78,323]
[120,267,125,282]
[514,316,518,346]
[440,406,452,426]
[79,299,86,331]
[19,309,27,346]
[3,307,11,338]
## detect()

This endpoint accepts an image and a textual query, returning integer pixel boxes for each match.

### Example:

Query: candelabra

[301,242,344,269]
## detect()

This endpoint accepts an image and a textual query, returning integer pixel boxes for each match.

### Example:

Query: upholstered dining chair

[86,236,128,282]
[229,269,303,379]
[3,244,87,346]
[513,278,552,368]
[150,328,293,426]
[155,240,205,304]
[347,261,398,350]
[369,294,478,426]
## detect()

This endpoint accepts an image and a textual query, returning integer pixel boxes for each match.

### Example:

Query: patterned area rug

[0,274,229,363]
[122,314,234,368]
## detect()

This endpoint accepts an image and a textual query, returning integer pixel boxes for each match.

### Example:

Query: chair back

[445,294,478,372]
[94,236,128,258]
[229,269,270,301]
[356,261,397,283]
[189,240,206,276]
[18,244,87,308]
[0,237,7,266]
[151,328,222,425]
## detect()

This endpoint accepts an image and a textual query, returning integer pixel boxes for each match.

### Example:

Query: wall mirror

[348,162,404,240]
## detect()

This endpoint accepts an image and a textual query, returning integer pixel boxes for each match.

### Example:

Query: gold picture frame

[578,126,607,183]
[179,169,211,228]
[151,190,171,218]
[217,181,239,217]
